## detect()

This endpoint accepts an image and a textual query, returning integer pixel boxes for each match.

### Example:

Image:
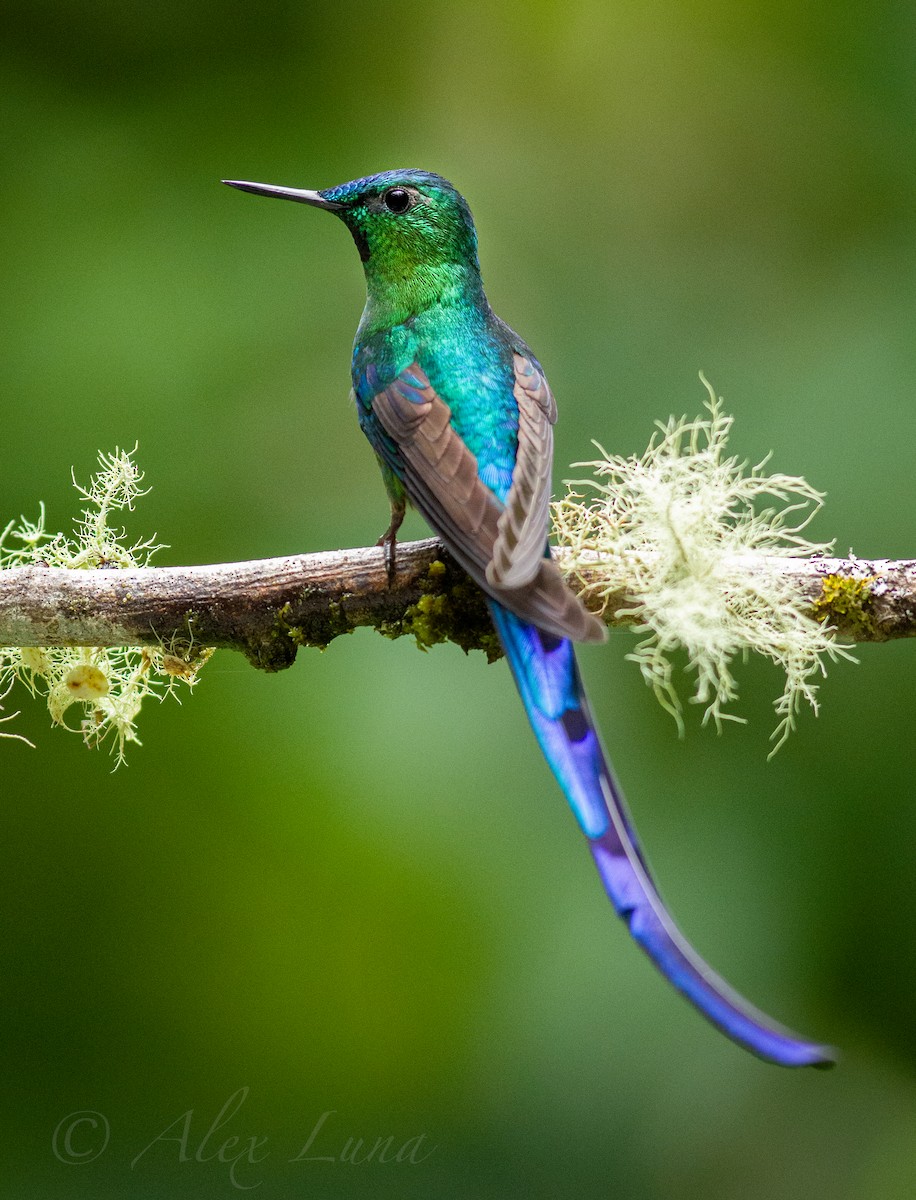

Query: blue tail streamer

[488,600,834,1068]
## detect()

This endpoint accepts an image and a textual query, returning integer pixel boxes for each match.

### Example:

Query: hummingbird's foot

[376,527,399,584]
[376,499,406,587]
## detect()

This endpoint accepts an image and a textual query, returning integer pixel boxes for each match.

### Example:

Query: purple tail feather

[488,600,834,1068]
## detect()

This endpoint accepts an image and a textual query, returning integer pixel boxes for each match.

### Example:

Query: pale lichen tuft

[0,448,210,764]
[552,377,854,753]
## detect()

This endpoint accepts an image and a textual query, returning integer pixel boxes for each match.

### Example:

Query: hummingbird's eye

[382,187,413,214]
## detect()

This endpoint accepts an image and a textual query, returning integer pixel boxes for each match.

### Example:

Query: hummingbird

[223,169,833,1068]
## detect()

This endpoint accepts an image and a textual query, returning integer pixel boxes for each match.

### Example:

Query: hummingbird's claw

[376,527,399,586]
[376,498,406,587]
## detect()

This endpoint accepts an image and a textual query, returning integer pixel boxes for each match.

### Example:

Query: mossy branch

[2,400,912,760]
[0,539,913,670]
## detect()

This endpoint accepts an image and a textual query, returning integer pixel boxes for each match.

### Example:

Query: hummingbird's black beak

[221,179,344,211]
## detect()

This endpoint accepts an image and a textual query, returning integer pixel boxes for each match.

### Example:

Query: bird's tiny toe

[376,530,398,585]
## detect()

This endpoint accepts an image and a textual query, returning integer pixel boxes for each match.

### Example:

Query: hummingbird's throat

[347,225,371,264]
[360,256,485,330]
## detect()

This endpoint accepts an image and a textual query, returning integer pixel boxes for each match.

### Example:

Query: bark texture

[0,540,912,670]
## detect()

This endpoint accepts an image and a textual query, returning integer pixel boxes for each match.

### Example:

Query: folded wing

[371,361,605,644]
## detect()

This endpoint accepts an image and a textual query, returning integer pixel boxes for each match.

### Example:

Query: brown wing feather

[372,365,605,643]
[486,354,557,590]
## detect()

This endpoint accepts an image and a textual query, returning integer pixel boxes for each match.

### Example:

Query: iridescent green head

[223,169,483,325]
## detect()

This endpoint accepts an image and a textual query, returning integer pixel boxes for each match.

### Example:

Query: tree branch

[0,539,913,670]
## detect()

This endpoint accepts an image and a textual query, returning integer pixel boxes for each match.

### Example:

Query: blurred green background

[2,2,916,1197]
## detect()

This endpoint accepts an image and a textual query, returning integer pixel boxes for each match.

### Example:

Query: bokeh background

[2,3,916,1197]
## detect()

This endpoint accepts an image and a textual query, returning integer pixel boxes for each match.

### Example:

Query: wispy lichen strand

[0,449,210,763]
[552,378,854,753]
